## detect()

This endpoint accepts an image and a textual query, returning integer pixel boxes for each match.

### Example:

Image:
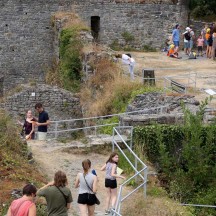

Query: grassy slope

[0,111,45,215]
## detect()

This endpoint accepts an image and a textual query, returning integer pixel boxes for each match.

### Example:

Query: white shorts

[37,132,47,141]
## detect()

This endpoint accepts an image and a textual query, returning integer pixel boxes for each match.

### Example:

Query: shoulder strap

[83,174,94,194]
[55,186,67,206]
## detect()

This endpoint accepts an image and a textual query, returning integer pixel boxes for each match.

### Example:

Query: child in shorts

[197,35,204,57]
[167,44,178,58]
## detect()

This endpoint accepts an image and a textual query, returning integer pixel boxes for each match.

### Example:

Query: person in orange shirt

[206,28,213,58]
[167,44,179,58]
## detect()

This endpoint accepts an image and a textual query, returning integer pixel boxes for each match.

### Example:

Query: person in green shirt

[37,170,73,216]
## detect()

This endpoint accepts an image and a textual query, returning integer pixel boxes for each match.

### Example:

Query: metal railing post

[144,167,148,198]
[112,128,115,152]
[130,127,133,150]
[54,122,58,139]
[135,157,138,183]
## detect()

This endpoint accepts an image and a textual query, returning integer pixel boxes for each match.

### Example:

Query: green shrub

[110,39,121,51]
[133,101,216,215]
[142,45,157,52]
[59,28,83,92]
[121,31,135,43]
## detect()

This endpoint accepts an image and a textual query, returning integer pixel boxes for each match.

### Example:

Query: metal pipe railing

[112,126,148,216]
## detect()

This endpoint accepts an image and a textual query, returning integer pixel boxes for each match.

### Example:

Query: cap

[186,27,190,31]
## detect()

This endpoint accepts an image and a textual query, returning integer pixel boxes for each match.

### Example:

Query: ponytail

[82,159,91,175]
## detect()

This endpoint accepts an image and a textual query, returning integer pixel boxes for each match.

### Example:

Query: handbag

[83,174,100,205]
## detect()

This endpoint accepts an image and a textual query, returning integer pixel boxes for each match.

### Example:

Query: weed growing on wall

[59,28,83,92]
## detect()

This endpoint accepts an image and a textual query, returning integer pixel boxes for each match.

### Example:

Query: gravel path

[28,140,125,216]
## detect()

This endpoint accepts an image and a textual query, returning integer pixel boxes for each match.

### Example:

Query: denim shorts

[184,42,190,49]
[173,41,179,47]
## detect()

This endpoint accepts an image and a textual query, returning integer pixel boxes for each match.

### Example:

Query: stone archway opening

[91,16,100,41]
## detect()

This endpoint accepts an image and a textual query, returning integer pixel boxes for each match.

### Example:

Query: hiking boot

[105,209,110,215]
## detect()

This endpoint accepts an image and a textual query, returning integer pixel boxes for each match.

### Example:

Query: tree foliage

[189,0,216,18]
[134,101,216,215]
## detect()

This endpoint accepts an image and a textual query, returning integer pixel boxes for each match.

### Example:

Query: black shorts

[78,193,96,206]
[105,179,117,189]
[198,46,203,52]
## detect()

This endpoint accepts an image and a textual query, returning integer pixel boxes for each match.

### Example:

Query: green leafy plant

[121,31,135,43]
[133,99,216,215]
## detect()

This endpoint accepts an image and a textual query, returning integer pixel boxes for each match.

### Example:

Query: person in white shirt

[115,53,135,80]
[182,27,191,55]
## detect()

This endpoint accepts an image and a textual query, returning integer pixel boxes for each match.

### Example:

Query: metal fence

[47,106,168,139]
[111,126,148,216]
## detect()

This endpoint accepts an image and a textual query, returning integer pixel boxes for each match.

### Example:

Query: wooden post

[142,69,155,86]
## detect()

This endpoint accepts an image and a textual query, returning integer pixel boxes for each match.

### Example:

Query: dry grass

[53,12,89,31]
[80,58,144,116]
[0,111,46,213]
[121,183,194,216]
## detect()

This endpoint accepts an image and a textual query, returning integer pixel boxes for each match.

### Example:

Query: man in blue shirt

[172,24,180,52]
[35,103,50,140]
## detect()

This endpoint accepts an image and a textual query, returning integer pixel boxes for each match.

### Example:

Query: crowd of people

[166,23,216,60]
[7,152,125,216]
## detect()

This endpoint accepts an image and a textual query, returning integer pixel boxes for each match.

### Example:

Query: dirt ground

[125,51,216,107]
[28,140,126,216]
[28,51,216,215]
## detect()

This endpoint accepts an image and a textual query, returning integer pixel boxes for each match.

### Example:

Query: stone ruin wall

[0,0,188,92]
[0,84,83,137]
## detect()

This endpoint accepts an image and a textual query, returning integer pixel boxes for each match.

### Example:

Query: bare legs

[79,204,95,216]
[105,187,117,210]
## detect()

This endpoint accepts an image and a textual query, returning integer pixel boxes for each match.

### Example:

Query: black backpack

[184,32,191,41]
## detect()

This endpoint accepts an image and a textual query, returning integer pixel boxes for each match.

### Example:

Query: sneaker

[105,210,110,215]
[110,208,115,215]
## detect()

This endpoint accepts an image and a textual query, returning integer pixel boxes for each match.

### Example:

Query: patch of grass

[0,111,46,215]
[80,58,161,117]
[97,116,119,135]
[121,31,135,43]
[110,39,122,51]
[46,12,90,93]
[142,45,157,52]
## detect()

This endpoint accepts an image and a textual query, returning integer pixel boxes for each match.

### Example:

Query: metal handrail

[112,126,148,216]
[50,105,168,123]
[180,204,216,208]
[47,106,168,139]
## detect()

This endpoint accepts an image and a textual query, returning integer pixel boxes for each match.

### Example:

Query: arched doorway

[91,16,100,41]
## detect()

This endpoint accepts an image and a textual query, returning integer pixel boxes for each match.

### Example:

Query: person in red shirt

[7,184,37,216]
